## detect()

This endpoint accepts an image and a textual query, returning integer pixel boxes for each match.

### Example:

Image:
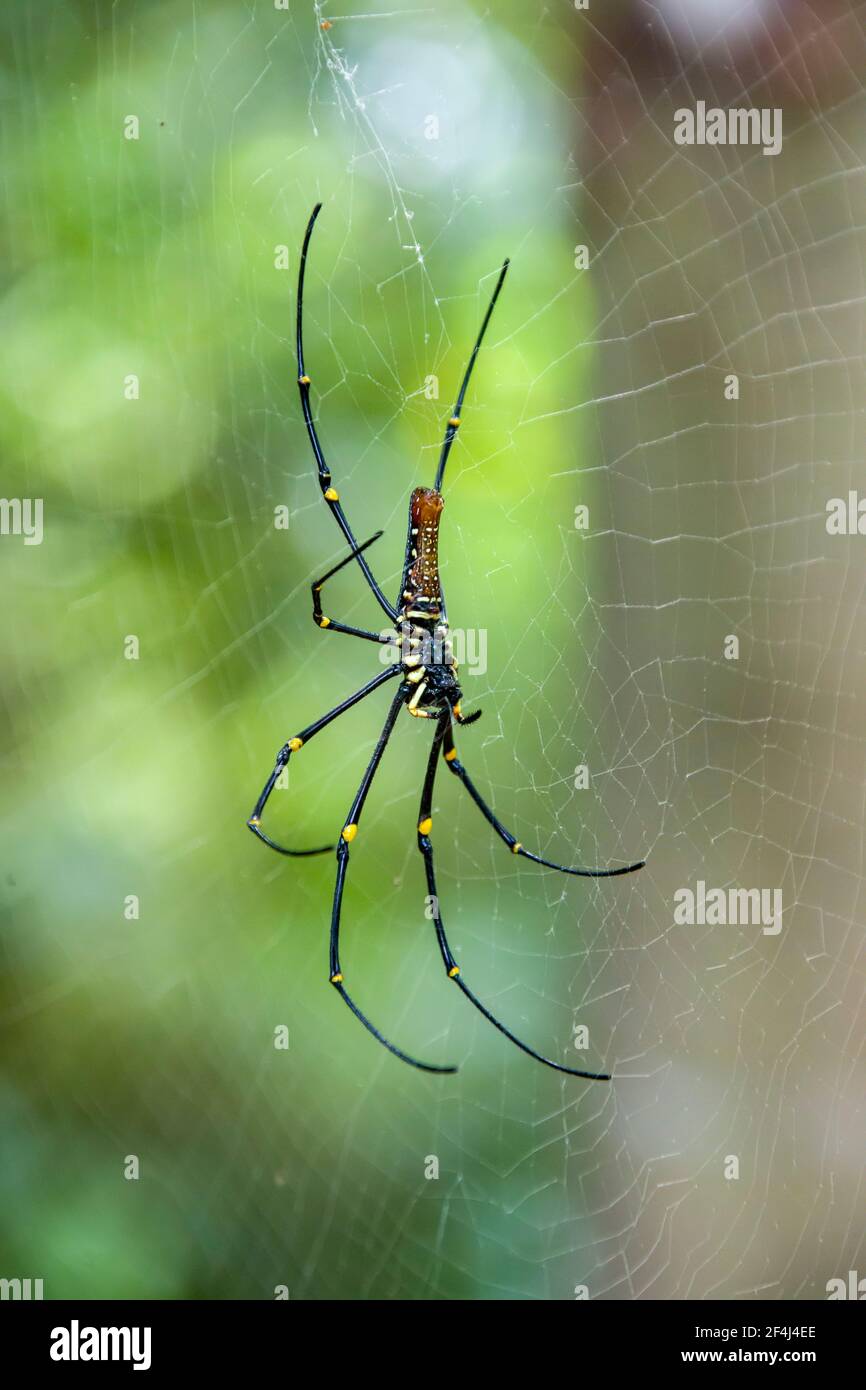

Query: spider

[248,203,646,1079]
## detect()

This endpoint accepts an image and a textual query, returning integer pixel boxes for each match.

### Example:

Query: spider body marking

[394,487,472,722]
[248,202,646,1080]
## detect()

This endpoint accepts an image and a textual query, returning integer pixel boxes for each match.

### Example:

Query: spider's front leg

[246,663,402,856]
[327,686,457,1075]
[450,700,482,727]
[416,712,611,1080]
[440,724,646,878]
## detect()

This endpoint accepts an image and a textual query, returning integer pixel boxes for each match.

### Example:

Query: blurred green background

[1,0,864,1299]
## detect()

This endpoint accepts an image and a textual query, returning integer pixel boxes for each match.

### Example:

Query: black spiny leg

[246,664,402,855]
[417,714,611,1081]
[434,258,510,493]
[297,204,397,622]
[441,724,645,878]
[311,532,400,649]
[329,687,457,1075]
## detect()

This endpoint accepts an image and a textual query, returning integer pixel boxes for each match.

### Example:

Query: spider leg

[434,257,510,492]
[329,686,457,1074]
[297,204,397,622]
[451,700,482,727]
[417,713,610,1080]
[247,664,402,856]
[311,532,400,648]
[440,723,646,878]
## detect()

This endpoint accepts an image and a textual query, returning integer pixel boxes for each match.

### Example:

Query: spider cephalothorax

[247,203,646,1079]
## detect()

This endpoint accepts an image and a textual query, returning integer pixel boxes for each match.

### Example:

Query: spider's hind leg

[311,532,401,649]
[296,203,397,622]
[417,713,611,1081]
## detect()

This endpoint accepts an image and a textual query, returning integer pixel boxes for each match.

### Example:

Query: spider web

[2,0,865,1301]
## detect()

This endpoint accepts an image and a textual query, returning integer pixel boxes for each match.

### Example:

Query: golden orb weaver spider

[248,203,646,1078]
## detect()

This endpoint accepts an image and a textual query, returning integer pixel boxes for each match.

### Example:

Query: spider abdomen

[401,487,444,621]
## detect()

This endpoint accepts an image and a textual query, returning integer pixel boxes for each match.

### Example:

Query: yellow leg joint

[418,817,432,835]
[318,616,331,628]
[512,841,523,854]
[299,374,311,385]
[445,747,457,762]
[324,487,339,502]
[448,965,460,977]
[448,416,461,427]
[248,816,261,827]
[288,737,303,752]
[330,971,343,983]
[341,824,358,842]
[407,679,428,712]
